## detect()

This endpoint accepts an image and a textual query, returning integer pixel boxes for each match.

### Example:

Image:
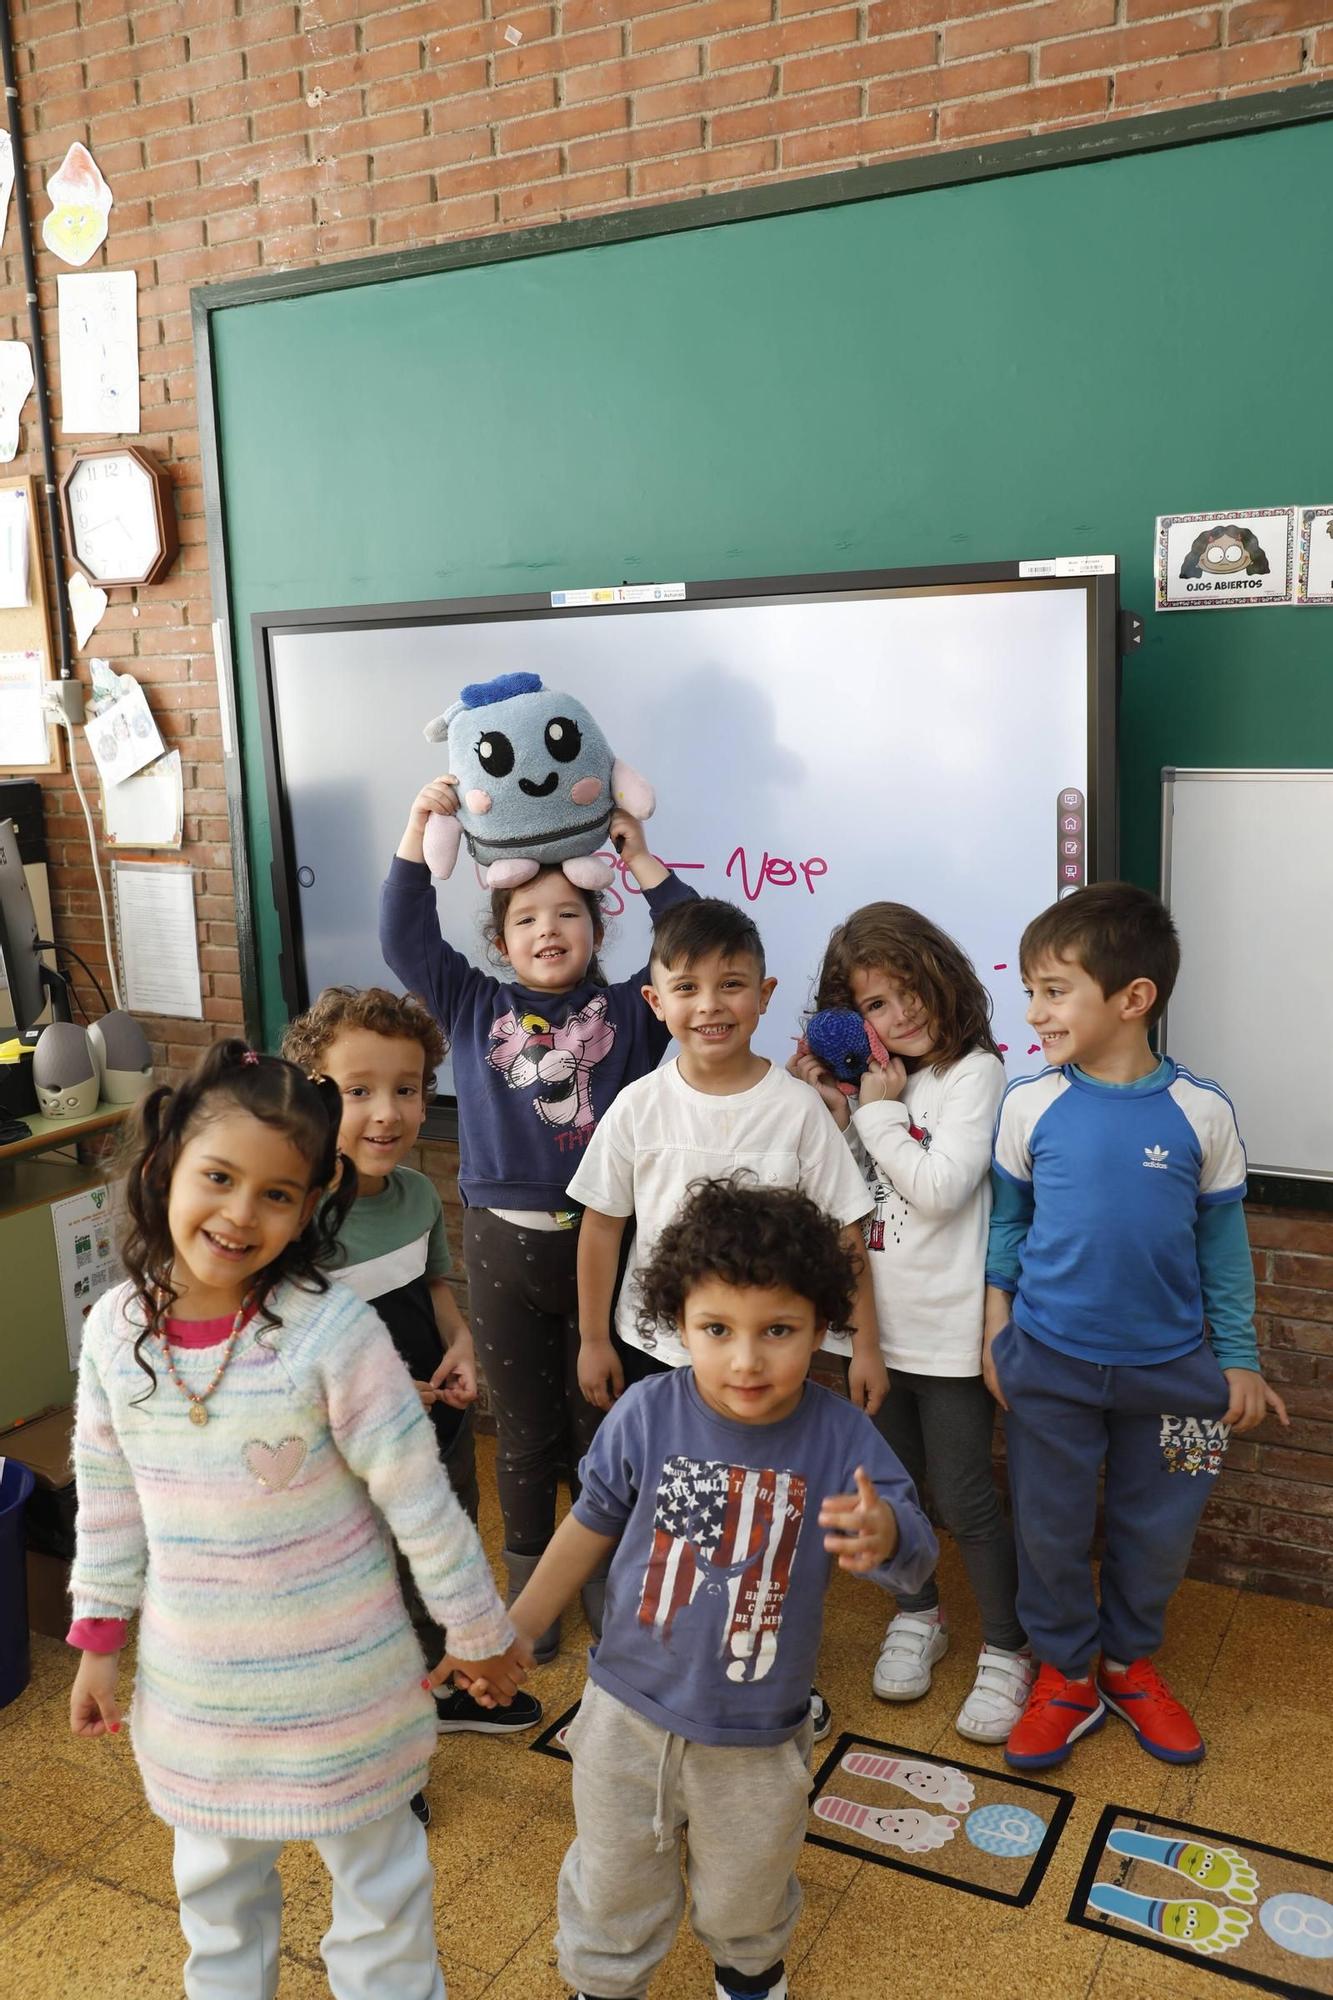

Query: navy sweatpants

[993,1321,1231,1676]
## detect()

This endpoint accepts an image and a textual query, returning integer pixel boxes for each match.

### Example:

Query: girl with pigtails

[67,1039,528,2000]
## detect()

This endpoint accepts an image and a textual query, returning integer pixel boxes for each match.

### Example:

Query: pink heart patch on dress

[243,1437,307,1490]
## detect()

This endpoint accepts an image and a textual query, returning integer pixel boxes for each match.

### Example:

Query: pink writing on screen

[595,849,827,915]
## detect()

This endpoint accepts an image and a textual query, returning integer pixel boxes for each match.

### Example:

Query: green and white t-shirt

[332,1166,463,1449]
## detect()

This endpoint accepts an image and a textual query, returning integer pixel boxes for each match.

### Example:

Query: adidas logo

[1143,1144,1170,1170]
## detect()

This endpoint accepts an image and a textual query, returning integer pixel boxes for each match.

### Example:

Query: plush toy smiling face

[438,673,617,868]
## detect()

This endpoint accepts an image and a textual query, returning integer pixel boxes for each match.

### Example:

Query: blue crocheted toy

[805,1008,892,1094]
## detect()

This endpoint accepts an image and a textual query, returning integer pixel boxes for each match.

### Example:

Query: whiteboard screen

[1163,770,1333,1183]
[260,577,1108,1095]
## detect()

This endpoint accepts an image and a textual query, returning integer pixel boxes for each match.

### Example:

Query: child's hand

[1221,1368,1290,1433]
[70,1650,123,1738]
[787,1047,851,1130]
[578,1332,625,1411]
[819,1466,899,1572]
[412,1378,440,1410]
[410,775,460,829]
[609,808,650,865]
[858,1057,908,1106]
[430,1338,477,1409]
[425,1637,531,1706]
[398,776,462,864]
[609,809,668,889]
[981,1326,1009,1411]
[847,1345,889,1417]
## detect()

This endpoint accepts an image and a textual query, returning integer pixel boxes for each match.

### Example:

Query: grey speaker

[33,1021,99,1119]
[88,1010,152,1105]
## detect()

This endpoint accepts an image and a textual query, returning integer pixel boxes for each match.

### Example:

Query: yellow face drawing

[1179,1845,1223,1888]
[1163,1900,1212,1940]
[44,200,108,265]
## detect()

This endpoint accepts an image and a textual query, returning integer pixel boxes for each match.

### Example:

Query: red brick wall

[7,0,1332,1597]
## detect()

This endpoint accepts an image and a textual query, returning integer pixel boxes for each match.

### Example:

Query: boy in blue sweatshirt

[467,1177,935,2000]
[983,884,1289,1771]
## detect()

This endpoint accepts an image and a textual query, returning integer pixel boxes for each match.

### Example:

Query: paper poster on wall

[0,485,29,606]
[0,342,33,463]
[83,674,165,785]
[1155,508,1295,610]
[1296,506,1333,605]
[57,272,139,434]
[42,142,113,267]
[0,650,48,766]
[113,861,202,1018]
[68,570,108,648]
[102,749,183,848]
[50,1184,121,1367]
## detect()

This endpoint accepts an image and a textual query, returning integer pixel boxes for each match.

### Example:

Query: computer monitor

[0,816,65,1032]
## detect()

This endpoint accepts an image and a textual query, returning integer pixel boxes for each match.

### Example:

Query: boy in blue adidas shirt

[982,884,1288,1772]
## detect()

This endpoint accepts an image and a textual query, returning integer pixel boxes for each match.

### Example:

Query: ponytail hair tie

[241,1048,260,1066]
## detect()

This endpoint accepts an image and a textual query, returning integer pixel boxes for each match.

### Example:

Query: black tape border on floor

[1068,1802,1333,1998]
[806,1730,1075,1907]
[531,1700,580,1762]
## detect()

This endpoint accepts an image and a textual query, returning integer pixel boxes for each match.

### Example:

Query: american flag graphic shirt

[639,1456,805,1684]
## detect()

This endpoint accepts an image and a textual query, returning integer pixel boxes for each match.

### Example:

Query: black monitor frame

[251,560,1121,1138]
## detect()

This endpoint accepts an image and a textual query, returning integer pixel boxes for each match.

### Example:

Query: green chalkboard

[201,103,1333,1051]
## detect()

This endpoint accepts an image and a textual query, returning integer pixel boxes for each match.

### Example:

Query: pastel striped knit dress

[71,1275,513,1842]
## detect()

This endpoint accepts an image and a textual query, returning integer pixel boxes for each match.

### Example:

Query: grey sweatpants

[556,1682,814,2000]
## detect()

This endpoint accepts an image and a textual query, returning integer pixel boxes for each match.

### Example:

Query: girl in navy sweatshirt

[380,777,695,1659]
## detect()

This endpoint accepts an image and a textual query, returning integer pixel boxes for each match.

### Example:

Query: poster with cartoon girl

[1155,507,1295,609]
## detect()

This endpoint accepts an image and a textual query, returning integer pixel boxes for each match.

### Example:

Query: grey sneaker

[872,1613,949,1701]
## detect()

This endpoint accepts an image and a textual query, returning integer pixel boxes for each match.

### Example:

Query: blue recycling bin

[0,1458,37,1708]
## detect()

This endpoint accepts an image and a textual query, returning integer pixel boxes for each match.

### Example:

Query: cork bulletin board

[0,475,60,776]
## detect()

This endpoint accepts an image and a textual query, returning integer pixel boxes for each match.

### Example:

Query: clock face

[68,453,160,583]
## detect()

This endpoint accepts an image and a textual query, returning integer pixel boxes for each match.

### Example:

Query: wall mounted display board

[1162,769,1333,1194]
[256,567,1116,1097]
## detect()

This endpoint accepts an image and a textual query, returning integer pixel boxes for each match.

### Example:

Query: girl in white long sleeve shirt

[794,903,1033,1745]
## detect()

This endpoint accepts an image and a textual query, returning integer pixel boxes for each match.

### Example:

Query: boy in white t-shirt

[569,897,885,1415]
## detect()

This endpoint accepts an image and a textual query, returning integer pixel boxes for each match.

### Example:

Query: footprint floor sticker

[808,1733,1071,1907]
[1070,1807,1333,1996]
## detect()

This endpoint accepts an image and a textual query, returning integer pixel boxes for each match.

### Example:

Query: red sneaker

[1004,1662,1106,1770]
[1096,1657,1205,1764]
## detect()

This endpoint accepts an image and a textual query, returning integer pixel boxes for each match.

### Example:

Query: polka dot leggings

[464,1207,604,1558]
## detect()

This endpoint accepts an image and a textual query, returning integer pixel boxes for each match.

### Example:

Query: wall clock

[59,445,179,587]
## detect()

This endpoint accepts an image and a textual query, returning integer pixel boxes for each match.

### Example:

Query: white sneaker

[954,1645,1037,1743]
[872,1613,949,1701]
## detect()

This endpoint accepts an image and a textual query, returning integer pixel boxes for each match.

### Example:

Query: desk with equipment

[0,1100,129,1433]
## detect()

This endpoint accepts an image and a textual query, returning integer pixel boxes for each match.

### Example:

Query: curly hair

[481,867,609,985]
[813,902,1000,1072]
[1178,524,1270,579]
[1020,882,1179,1027]
[636,1176,859,1333]
[118,1038,356,1398]
[282,985,445,1091]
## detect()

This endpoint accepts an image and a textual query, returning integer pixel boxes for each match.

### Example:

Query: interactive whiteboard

[256,569,1116,1098]
[1162,768,1333,1185]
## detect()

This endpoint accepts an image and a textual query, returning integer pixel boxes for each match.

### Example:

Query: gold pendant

[189,1401,209,1427]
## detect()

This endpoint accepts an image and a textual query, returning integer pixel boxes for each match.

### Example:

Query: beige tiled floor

[3,1438,1330,1999]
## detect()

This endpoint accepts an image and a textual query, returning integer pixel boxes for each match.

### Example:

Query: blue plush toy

[804,1008,893,1093]
[421,673,655,890]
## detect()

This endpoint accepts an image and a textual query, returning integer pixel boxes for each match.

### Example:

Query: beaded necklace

[157,1293,253,1427]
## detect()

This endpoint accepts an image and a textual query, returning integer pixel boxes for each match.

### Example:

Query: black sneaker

[409,1790,431,1826]
[434,1684,544,1734]
[810,1689,832,1742]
